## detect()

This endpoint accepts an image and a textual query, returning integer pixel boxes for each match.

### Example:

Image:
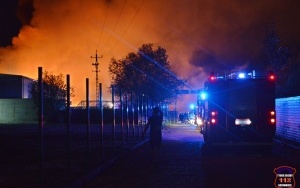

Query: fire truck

[197,70,276,143]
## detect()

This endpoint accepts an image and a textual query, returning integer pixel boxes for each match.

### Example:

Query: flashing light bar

[208,70,276,80]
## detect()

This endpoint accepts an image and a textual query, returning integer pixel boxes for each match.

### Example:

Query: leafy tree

[287,65,300,96]
[264,24,292,97]
[30,71,74,122]
[109,43,184,104]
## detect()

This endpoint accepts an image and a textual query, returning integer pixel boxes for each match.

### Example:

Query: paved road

[84,124,300,188]
[84,124,204,187]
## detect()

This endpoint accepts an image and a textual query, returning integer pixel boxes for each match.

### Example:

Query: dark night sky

[0,0,299,110]
[0,0,33,46]
[0,0,21,46]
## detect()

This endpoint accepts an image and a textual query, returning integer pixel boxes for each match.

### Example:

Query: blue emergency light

[238,73,246,79]
[190,104,195,109]
[200,92,207,100]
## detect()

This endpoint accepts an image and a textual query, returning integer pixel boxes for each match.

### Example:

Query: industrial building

[0,74,37,124]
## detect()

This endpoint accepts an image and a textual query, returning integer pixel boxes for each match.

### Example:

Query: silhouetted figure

[142,107,163,162]
[179,113,184,123]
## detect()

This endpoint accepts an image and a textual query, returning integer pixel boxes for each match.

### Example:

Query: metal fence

[0,67,176,187]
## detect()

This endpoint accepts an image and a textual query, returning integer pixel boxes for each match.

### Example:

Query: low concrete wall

[275,96,300,146]
[0,99,37,124]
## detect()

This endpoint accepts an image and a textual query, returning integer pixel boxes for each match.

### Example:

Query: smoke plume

[0,0,299,110]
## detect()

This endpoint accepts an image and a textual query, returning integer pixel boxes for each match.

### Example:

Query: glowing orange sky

[0,0,299,111]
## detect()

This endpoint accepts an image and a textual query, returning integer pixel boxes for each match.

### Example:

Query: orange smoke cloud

[0,0,146,106]
[0,0,299,111]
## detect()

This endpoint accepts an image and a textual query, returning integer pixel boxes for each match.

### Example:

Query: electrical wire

[96,0,111,51]
[106,0,145,56]
[103,0,127,55]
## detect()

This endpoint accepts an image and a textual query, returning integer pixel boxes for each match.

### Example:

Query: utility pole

[91,50,103,107]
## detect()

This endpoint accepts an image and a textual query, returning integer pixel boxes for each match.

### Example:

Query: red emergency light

[268,72,275,81]
[270,118,276,124]
[210,76,216,81]
[211,118,216,124]
[269,110,276,125]
[209,72,216,81]
[211,111,217,124]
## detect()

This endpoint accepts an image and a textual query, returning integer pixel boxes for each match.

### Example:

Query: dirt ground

[0,123,146,187]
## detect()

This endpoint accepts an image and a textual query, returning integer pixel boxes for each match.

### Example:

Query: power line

[138,50,194,89]
[92,1,110,106]
[96,1,111,50]
[106,0,145,56]
[103,0,127,53]
[103,31,194,90]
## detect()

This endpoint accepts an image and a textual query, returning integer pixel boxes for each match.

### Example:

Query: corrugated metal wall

[276,96,300,145]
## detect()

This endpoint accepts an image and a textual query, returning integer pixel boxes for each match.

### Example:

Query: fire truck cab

[197,70,276,144]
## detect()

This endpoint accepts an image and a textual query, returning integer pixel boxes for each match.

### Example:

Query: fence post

[131,91,135,141]
[112,85,115,152]
[141,95,144,138]
[99,83,104,159]
[137,96,140,139]
[38,67,44,187]
[126,93,129,142]
[66,74,71,170]
[145,95,149,123]
[86,78,90,164]
[120,89,124,146]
